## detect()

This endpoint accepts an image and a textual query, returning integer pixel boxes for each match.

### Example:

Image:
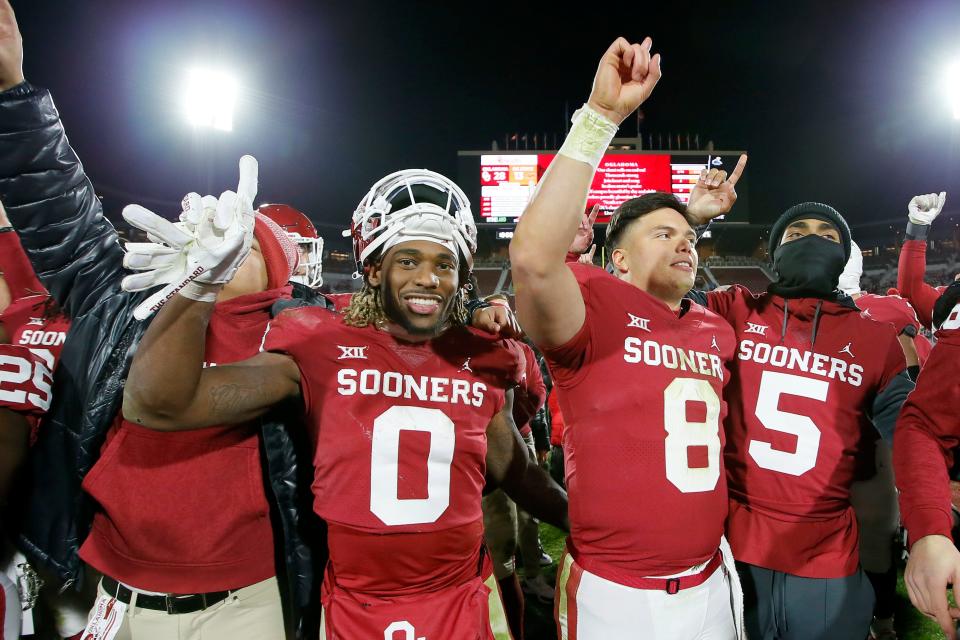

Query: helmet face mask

[258,204,324,288]
[347,169,477,278]
[291,234,324,288]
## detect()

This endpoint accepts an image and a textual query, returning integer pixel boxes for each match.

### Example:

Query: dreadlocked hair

[342,273,471,329]
[343,282,387,328]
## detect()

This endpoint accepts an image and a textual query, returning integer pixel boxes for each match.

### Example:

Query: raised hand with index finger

[686,153,748,226]
[121,155,259,320]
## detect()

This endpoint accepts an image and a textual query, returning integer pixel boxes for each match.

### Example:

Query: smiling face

[610,208,698,308]
[367,239,461,338]
[780,217,841,246]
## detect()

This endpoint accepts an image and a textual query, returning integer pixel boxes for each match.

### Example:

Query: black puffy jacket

[0,83,324,638]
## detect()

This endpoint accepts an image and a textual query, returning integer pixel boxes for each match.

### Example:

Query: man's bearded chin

[381,285,453,337]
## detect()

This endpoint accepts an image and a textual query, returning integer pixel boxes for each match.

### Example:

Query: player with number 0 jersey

[122,167,568,640]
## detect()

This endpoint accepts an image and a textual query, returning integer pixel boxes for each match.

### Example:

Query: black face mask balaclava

[768,234,847,299]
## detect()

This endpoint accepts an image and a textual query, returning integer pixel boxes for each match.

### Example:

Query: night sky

[11,0,960,249]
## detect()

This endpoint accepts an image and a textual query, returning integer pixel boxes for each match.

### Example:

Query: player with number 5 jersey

[688,202,914,640]
[511,37,745,640]
[122,167,568,640]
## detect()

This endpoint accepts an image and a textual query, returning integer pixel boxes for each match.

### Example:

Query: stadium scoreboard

[458,150,749,225]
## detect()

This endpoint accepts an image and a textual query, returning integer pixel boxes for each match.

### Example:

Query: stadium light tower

[946,61,960,120]
[182,67,238,131]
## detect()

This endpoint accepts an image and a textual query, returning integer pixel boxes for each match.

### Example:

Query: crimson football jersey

[894,306,960,545]
[0,343,53,414]
[856,292,931,366]
[541,263,736,580]
[0,229,70,373]
[897,239,949,329]
[262,308,522,595]
[0,296,70,366]
[0,297,70,438]
[705,286,907,578]
[510,340,546,437]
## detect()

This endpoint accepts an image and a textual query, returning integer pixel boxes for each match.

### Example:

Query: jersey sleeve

[511,342,547,430]
[689,286,744,322]
[0,227,46,301]
[914,333,933,367]
[868,324,912,442]
[859,294,920,335]
[894,329,960,545]
[897,239,942,329]
[538,262,600,383]
[0,296,43,337]
[261,308,322,415]
[324,292,354,313]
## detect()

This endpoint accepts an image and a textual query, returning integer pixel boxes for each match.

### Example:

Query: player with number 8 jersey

[543,261,735,577]
[510,37,745,639]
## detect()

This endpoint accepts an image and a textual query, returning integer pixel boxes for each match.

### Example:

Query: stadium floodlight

[182,67,238,131]
[946,61,960,120]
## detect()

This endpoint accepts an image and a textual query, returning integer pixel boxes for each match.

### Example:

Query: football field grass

[524,525,946,639]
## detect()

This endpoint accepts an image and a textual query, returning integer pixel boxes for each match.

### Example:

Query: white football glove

[908,191,946,226]
[121,155,258,320]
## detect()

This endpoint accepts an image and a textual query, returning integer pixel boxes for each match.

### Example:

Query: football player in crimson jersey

[896,191,959,329]
[894,301,960,640]
[684,197,914,638]
[0,202,103,640]
[511,37,744,640]
[258,204,325,290]
[0,214,57,639]
[838,240,924,639]
[122,168,568,640]
[0,339,49,640]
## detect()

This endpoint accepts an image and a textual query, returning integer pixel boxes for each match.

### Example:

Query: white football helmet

[345,169,477,276]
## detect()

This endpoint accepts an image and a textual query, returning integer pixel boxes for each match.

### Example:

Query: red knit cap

[254,212,300,289]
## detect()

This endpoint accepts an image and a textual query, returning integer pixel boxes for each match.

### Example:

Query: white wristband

[558,104,619,169]
[180,281,222,303]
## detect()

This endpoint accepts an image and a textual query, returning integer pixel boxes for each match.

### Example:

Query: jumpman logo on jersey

[460,358,473,373]
[710,335,720,351]
[627,313,651,332]
[839,342,855,358]
[861,308,872,319]
[744,322,768,336]
[337,345,368,360]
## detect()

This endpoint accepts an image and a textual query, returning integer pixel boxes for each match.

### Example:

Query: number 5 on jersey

[749,371,826,476]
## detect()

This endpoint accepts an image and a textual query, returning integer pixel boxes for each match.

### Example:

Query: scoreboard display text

[478,153,733,223]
